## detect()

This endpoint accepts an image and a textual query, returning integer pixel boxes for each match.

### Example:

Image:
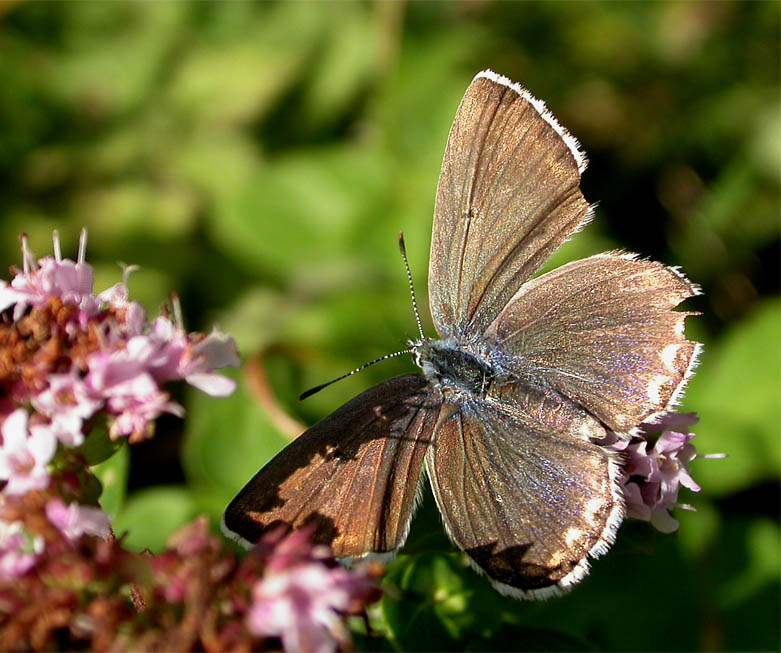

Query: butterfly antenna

[300,234,423,401]
[398,232,426,339]
[299,349,411,400]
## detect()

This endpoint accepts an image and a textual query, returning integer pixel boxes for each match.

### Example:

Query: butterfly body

[412,337,498,399]
[223,70,700,599]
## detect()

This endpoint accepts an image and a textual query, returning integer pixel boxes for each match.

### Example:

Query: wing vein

[468,185,582,332]
[455,88,506,317]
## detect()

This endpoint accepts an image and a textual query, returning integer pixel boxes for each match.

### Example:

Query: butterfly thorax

[412,338,499,399]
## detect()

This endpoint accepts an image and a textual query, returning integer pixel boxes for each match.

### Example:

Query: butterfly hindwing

[222,375,439,557]
[426,380,623,598]
[485,252,701,433]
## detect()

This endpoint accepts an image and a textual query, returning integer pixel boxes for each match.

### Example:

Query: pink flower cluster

[45,498,112,541]
[0,519,44,581]
[0,507,381,651]
[607,413,723,532]
[0,497,112,583]
[0,230,99,324]
[84,314,238,440]
[0,409,55,497]
[0,229,238,579]
[0,231,382,652]
[248,529,381,653]
[0,231,238,481]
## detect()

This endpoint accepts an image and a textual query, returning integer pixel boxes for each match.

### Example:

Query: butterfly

[222,70,700,598]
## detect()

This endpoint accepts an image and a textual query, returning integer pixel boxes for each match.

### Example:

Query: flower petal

[650,507,680,533]
[27,426,57,465]
[185,372,236,397]
[193,329,240,369]
[1,410,29,452]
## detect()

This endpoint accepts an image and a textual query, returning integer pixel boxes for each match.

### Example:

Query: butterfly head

[411,337,497,398]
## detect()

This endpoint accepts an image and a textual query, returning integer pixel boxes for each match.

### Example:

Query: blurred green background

[1,2,778,651]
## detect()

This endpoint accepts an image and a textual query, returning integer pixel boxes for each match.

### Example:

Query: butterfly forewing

[426,382,623,598]
[485,252,701,433]
[222,375,439,557]
[429,71,591,339]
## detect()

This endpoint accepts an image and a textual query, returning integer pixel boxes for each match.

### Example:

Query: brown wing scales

[223,375,439,557]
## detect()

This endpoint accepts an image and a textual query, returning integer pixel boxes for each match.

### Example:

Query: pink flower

[107,383,183,440]
[0,228,239,445]
[0,230,100,323]
[83,315,238,440]
[139,317,239,396]
[0,409,57,495]
[85,342,184,440]
[0,520,44,580]
[97,264,147,338]
[178,328,239,396]
[46,498,111,541]
[31,371,103,447]
[607,413,720,533]
[247,530,378,653]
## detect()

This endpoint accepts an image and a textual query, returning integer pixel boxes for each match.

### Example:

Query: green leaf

[166,3,320,126]
[675,495,721,559]
[51,3,185,116]
[382,553,505,651]
[381,554,460,651]
[708,517,781,651]
[718,518,780,609]
[349,631,397,653]
[214,287,287,357]
[297,4,379,132]
[91,443,129,521]
[211,145,386,279]
[81,424,124,466]
[113,486,197,553]
[477,625,598,653]
[171,133,260,204]
[79,468,104,507]
[682,299,781,495]
[182,367,290,520]
[78,181,198,242]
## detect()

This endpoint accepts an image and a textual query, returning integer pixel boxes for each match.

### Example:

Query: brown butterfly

[222,70,700,598]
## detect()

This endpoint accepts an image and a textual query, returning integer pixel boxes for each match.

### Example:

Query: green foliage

[91,442,129,522]
[113,485,197,554]
[182,368,290,518]
[1,2,777,651]
[684,300,781,494]
[81,425,125,466]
